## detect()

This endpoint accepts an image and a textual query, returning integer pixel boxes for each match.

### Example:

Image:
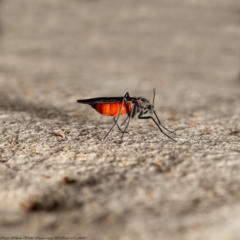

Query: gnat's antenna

[152,88,156,106]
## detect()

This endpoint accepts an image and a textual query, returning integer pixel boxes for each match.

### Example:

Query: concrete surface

[0,0,240,239]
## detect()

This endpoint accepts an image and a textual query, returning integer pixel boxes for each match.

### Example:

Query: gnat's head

[136,88,156,114]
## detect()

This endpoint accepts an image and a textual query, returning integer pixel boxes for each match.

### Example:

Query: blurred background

[0,0,239,114]
[0,0,240,238]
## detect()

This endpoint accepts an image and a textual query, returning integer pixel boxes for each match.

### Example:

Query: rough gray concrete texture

[0,0,240,239]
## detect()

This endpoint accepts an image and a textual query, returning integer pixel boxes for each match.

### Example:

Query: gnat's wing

[77,97,136,105]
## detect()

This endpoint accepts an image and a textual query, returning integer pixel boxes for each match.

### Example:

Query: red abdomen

[94,102,132,116]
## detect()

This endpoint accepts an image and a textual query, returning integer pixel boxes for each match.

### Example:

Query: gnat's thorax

[136,97,149,108]
[136,97,154,114]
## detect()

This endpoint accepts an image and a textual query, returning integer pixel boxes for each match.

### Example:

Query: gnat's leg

[120,115,129,126]
[153,110,176,135]
[113,117,129,134]
[138,111,176,142]
[120,104,138,140]
[102,92,130,141]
